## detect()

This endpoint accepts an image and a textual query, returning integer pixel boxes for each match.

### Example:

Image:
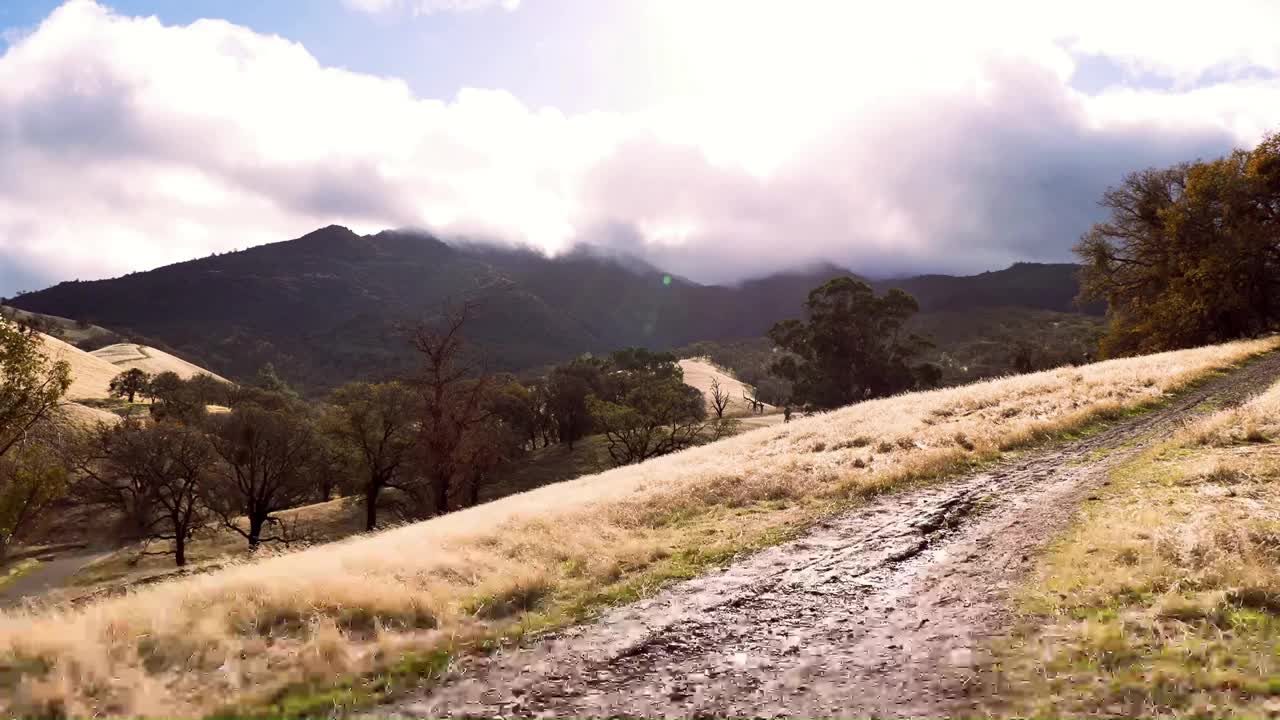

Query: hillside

[0,336,1271,718]
[8,226,1096,393]
[0,306,121,349]
[678,357,778,415]
[34,333,123,402]
[90,343,228,383]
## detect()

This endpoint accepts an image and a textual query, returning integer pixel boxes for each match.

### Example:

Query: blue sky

[1,0,667,112]
[0,1,1278,296]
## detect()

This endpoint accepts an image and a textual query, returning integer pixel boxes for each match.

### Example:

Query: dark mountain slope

[874,262,1095,315]
[11,226,1094,392]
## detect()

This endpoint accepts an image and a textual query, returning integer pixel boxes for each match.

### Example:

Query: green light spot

[662,275,672,286]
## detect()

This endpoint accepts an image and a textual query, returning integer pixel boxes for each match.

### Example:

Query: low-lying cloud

[0,0,1278,296]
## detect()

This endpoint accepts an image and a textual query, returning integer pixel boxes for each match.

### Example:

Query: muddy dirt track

[375,353,1280,719]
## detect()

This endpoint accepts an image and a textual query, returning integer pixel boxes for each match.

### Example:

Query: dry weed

[0,337,1274,717]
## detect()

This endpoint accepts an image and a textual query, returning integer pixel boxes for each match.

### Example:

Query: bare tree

[709,377,733,419]
[408,302,497,517]
[77,420,214,567]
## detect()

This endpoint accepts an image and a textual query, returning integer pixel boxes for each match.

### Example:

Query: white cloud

[342,0,520,16]
[0,0,1278,295]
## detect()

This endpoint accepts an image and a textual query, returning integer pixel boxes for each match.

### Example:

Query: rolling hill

[678,357,777,415]
[35,333,124,402]
[8,226,1098,393]
[23,327,227,426]
[90,344,229,383]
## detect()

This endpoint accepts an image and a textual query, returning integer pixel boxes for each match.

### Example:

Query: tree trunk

[365,481,381,531]
[247,514,265,552]
[174,534,187,567]
[433,471,450,516]
[465,472,481,508]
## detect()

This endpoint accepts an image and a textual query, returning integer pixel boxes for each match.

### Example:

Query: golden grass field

[35,333,122,402]
[1,337,1276,718]
[678,357,777,416]
[992,365,1280,717]
[91,344,228,383]
[32,332,226,426]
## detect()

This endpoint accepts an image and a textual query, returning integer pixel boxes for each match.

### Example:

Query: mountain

[8,226,1095,392]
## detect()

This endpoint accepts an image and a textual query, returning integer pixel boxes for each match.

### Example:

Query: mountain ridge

[8,226,1095,391]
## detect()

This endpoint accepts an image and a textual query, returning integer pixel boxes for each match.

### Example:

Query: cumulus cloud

[0,0,1278,295]
[342,0,520,16]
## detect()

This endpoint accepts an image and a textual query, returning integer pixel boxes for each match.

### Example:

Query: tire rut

[374,353,1280,719]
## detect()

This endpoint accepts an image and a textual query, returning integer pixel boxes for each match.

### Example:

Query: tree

[547,358,605,450]
[489,380,540,452]
[79,420,214,567]
[708,377,732,419]
[254,362,298,399]
[587,350,710,466]
[0,317,71,460]
[589,371,708,465]
[768,277,936,410]
[0,318,72,557]
[521,380,556,448]
[408,303,497,517]
[305,433,348,504]
[324,381,417,530]
[1077,133,1280,355]
[148,371,208,423]
[0,439,69,559]
[454,387,527,508]
[187,373,231,408]
[206,399,319,551]
[109,368,151,403]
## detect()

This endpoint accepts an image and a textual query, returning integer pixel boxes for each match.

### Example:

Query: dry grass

[678,357,777,416]
[0,337,1275,718]
[90,344,227,383]
[35,333,122,402]
[32,333,130,426]
[56,401,121,427]
[992,370,1280,718]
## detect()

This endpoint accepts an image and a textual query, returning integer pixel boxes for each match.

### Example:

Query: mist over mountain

[8,226,1094,392]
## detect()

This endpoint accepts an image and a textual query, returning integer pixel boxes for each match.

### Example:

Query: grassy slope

[0,338,1275,718]
[991,373,1280,718]
[678,358,778,415]
[70,361,768,591]
[0,306,120,348]
[91,343,229,382]
[67,365,776,595]
[35,333,122,402]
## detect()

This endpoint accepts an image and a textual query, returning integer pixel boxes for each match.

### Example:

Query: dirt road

[0,549,109,608]
[377,353,1280,719]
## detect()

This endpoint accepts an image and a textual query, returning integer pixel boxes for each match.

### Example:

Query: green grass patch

[990,416,1280,717]
[0,559,40,590]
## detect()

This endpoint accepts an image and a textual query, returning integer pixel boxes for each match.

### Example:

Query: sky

[1,1,1279,296]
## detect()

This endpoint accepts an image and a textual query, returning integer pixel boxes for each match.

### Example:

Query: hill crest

[9,227,1094,391]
